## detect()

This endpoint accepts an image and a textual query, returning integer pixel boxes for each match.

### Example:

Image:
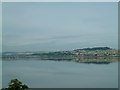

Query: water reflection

[2,56,118,64]
[2,59,118,88]
[0,59,2,89]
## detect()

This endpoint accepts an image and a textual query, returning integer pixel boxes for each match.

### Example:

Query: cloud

[3,3,118,51]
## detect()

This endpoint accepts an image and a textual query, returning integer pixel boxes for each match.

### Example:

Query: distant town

[2,47,119,63]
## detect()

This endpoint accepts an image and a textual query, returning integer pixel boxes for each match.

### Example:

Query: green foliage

[1,79,29,90]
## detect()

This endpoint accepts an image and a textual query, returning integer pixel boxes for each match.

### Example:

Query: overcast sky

[3,2,118,52]
[0,3,1,53]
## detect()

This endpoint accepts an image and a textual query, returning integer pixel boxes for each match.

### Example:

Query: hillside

[2,47,119,58]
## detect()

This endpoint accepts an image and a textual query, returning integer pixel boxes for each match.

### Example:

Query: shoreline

[2,47,119,63]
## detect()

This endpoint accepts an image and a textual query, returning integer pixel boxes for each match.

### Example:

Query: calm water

[2,59,118,88]
[0,60,2,89]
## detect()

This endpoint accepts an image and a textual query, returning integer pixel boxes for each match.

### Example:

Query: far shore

[2,47,119,63]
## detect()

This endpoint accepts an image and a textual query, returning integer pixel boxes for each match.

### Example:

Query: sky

[2,2,118,52]
[1,0,119,2]
[0,2,2,53]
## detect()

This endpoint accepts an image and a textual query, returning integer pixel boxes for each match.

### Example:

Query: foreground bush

[1,79,29,90]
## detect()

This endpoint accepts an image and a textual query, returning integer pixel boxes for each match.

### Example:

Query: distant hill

[75,47,111,51]
[2,47,118,57]
[2,47,119,63]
